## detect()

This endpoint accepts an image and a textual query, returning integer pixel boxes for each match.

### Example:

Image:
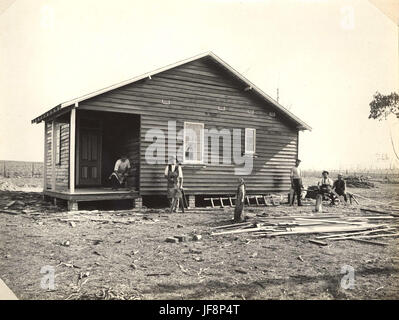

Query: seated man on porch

[109,153,131,190]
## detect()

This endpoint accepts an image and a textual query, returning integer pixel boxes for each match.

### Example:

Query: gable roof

[32,51,311,130]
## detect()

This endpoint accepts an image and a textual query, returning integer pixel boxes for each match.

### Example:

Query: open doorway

[76,110,140,190]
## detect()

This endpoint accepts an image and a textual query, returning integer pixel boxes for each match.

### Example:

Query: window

[55,125,61,165]
[245,128,256,154]
[184,122,204,163]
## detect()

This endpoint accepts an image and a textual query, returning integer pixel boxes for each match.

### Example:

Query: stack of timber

[211,213,399,245]
[345,175,375,188]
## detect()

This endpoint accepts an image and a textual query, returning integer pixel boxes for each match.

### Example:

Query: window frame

[244,128,256,155]
[183,121,204,164]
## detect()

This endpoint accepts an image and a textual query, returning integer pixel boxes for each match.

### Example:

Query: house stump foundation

[68,200,79,211]
[188,195,196,208]
[133,197,142,209]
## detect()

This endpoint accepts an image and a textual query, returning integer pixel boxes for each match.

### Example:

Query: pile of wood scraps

[345,176,375,188]
[211,213,399,246]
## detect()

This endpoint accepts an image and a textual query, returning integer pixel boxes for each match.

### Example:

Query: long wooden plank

[316,227,394,239]
[294,218,363,226]
[257,225,377,237]
[329,233,399,241]
[211,227,276,236]
[212,222,253,229]
[348,239,388,246]
[360,208,399,216]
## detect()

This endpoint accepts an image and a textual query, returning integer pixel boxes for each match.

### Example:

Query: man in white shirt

[318,170,335,203]
[290,159,303,206]
[318,171,334,189]
[109,154,131,189]
[164,157,183,184]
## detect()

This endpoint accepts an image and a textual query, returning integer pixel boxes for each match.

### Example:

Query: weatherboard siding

[54,123,70,190]
[79,57,298,196]
[44,121,52,189]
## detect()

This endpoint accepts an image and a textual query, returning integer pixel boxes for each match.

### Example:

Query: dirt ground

[0,178,398,300]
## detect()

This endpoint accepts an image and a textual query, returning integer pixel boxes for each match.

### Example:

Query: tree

[369,91,399,161]
[369,92,399,120]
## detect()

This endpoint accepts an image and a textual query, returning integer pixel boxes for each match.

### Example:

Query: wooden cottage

[32,52,311,210]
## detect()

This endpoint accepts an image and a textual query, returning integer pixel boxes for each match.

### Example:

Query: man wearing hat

[318,170,334,203]
[164,156,183,210]
[290,159,303,206]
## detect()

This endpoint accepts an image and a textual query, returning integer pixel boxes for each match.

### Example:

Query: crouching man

[109,153,131,189]
[332,174,352,204]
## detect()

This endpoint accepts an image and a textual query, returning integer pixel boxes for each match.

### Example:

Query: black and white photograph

[0,0,398,307]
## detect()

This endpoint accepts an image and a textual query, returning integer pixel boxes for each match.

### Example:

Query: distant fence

[0,160,43,178]
[302,169,399,179]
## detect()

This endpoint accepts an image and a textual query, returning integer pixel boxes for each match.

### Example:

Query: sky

[0,0,398,171]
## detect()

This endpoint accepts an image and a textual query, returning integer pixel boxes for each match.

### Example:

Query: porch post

[69,106,76,193]
[51,121,56,190]
[43,122,47,191]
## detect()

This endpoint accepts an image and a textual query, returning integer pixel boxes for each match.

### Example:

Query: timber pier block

[68,200,78,211]
[133,197,142,209]
[188,195,196,208]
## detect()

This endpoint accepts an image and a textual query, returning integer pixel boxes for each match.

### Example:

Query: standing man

[290,159,303,206]
[164,156,183,209]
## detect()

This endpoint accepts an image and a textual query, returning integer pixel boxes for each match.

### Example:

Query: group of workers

[290,159,350,206]
[108,153,350,215]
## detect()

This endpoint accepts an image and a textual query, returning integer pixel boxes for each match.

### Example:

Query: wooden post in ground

[315,194,323,212]
[234,181,246,222]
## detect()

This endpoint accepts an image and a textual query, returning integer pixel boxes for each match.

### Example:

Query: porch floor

[43,188,139,202]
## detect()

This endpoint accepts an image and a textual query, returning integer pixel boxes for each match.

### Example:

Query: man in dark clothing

[164,157,183,208]
[332,174,350,204]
